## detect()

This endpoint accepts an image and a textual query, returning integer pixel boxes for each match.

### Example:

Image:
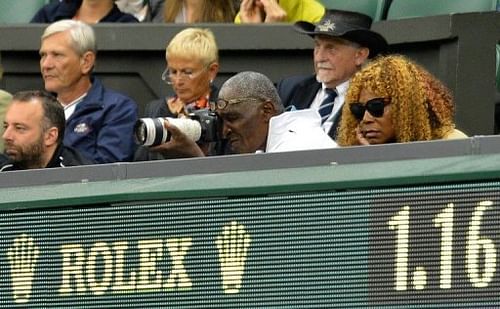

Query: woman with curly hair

[336,54,467,146]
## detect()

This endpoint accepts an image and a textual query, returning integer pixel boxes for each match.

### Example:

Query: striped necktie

[318,88,337,124]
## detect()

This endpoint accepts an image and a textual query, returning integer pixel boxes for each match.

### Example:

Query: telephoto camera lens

[134,117,202,146]
[134,118,169,146]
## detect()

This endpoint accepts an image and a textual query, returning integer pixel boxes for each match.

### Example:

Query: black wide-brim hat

[294,9,388,59]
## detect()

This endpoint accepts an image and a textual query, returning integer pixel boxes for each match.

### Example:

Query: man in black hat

[277,9,388,139]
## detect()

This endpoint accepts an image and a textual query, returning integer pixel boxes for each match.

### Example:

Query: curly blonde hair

[337,54,456,146]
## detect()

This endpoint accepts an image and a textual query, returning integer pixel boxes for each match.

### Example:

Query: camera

[134,109,221,146]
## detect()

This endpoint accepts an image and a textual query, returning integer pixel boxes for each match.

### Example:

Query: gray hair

[219,71,283,112]
[42,20,96,55]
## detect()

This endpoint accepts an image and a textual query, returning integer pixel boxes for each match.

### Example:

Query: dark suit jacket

[276,75,341,139]
[31,0,139,23]
[277,75,320,109]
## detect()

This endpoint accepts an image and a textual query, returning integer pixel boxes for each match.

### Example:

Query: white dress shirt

[62,93,87,120]
[310,80,350,134]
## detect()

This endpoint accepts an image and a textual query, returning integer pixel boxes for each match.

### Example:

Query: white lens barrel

[137,118,168,146]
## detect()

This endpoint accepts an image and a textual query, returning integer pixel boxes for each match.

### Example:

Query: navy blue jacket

[31,0,138,23]
[65,77,138,163]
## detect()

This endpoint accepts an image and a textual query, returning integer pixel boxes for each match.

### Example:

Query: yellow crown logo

[7,234,39,303]
[216,221,251,294]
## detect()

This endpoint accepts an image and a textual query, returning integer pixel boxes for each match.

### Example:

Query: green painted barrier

[0,154,500,307]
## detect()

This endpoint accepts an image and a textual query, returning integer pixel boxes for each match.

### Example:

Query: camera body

[134,109,221,147]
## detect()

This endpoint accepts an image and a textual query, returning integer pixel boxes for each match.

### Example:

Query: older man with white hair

[149,71,337,158]
[39,19,138,163]
[277,9,388,140]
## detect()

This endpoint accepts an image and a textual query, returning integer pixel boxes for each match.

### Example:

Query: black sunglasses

[349,98,391,120]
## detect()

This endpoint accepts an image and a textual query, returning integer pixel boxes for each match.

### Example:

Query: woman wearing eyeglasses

[337,54,467,146]
[146,27,219,119]
[134,27,220,160]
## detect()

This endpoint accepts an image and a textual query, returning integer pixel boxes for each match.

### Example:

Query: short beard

[5,136,45,169]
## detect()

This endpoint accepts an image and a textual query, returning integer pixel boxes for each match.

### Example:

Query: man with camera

[139,71,336,157]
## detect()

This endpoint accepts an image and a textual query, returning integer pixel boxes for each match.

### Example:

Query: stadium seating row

[0,0,498,23]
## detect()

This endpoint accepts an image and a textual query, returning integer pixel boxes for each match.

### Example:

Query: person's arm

[237,0,286,23]
[238,0,264,23]
[259,0,287,22]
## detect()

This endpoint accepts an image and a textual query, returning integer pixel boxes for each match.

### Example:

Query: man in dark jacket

[39,19,138,163]
[1,90,93,172]
[277,9,388,140]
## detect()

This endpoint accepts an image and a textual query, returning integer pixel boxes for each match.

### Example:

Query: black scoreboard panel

[0,182,499,307]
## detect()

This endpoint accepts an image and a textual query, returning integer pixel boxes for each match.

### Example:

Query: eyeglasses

[209,97,262,111]
[349,98,391,120]
[161,66,208,85]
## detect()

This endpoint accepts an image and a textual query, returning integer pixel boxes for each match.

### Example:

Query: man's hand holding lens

[150,119,205,158]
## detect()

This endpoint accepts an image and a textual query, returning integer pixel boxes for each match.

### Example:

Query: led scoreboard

[0,180,500,307]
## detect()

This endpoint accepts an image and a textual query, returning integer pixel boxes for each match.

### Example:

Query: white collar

[321,80,350,96]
